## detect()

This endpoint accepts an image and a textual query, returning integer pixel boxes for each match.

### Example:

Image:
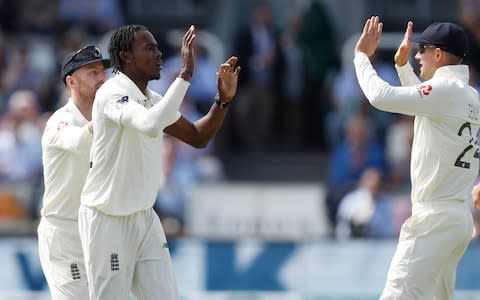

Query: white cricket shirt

[354,52,480,204]
[81,72,188,216]
[41,99,92,220]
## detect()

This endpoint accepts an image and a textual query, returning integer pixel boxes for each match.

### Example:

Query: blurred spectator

[0,90,43,219]
[155,99,224,237]
[327,53,399,149]
[385,114,414,189]
[1,43,43,101]
[0,188,26,220]
[336,168,396,238]
[458,0,480,90]
[56,26,90,67]
[58,0,126,36]
[0,1,21,34]
[325,114,386,227]
[0,90,43,182]
[230,1,284,152]
[277,0,308,151]
[18,0,57,34]
[296,0,339,151]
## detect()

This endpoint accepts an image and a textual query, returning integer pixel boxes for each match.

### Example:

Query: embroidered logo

[116,96,129,104]
[57,120,69,131]
[70,263,81,280]
[110,253,119,271]
[418,84,432,96]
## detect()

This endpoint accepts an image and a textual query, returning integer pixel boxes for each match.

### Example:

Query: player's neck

[123,70,148,95]
[72,94,93,121]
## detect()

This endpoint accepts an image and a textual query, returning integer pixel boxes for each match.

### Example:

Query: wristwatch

[215,93,231,109]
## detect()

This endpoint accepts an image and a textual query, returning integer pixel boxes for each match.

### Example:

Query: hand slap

[354,16,383,57]
[180,25,196,80]
[394,21,414,66]
[216,56,241,101]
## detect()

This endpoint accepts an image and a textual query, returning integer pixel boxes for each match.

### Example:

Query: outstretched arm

[164,56,241,148]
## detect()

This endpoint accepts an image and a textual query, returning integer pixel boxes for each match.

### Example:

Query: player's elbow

[189,138,209,149]
[195,141,209,149]
[142,123,161,138]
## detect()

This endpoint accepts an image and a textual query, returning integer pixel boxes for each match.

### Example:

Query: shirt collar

[114,71,153,101]
[66,98,88,124]
[434,64,470,84]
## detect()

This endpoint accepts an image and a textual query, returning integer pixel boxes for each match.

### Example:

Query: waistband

[40,216,78,229]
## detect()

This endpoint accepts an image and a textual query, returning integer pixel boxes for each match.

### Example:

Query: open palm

[394,21,414,66]
[217,56,241,101]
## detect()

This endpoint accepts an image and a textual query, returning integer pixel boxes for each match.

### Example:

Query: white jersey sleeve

[101,77,189,137]
[395,62,422,86]
[354,52,453,117]
[43,112,92,154]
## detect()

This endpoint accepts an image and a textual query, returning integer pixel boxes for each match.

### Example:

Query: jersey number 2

[455,122,480,169]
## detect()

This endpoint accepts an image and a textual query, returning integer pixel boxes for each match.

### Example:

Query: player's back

[410,75,480,204]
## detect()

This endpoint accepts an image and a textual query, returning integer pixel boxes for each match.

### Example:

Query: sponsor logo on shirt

[57,120,69,131]
[116,96,129,104]
[418,84,432,96]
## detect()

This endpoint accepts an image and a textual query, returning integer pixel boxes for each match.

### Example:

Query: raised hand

[179,25,196,81]
[394,21,414,66]
[216,56,241,101]
[354,16,383,57]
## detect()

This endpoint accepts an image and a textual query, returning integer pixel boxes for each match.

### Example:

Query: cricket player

[354,17,479,299]
[37,45,109,299]
[78,24,240,300]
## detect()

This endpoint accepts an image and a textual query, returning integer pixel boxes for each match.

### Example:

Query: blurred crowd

[1,0,480,240]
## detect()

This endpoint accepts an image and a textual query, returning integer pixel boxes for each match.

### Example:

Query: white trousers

[38,217,89,300]
[78,205,179,300]
[380,201,473,300]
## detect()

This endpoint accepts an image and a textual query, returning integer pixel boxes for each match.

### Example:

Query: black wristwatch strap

[215,93,231,109]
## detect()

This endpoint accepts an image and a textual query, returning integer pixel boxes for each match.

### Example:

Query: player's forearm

[164,100,230,148]
[192,102,230,147]
[354,52,437,116]
[395,62,421,86]
[121,78,189,137]
[354,52,393,106]
[144,78,189,134]
[47,124,92,153]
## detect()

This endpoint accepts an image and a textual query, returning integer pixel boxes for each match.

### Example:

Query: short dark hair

[108,24,148,74]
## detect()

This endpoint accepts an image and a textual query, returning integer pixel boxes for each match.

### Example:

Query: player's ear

[66,75,75,88]
[119,51,131,64]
